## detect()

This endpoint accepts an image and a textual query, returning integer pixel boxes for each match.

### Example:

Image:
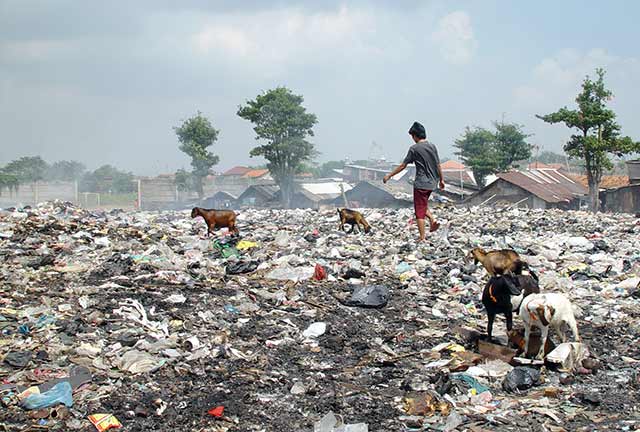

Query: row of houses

[139,159,640,213]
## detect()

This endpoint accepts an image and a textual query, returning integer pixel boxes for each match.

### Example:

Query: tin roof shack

[335,180,412,208]
[201,191,238,209]
[237,184,280,208]
[291,182,353,209]
[342,164,408,183]
[601,160,640,213]
[439,164,478,202]
[601,184,640,214]
[464,168,588,209]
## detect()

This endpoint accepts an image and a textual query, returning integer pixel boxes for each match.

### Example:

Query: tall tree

[493,121,532,171]
[455,122,533,187]
[237,87,318,208]
[174,112,220,199]
[0,172,19,194]
[47,160,86,181]
[3,156,48,184]
[454,127,499,188]
[537,68,640,212]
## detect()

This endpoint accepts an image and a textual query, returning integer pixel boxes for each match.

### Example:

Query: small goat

[191,207,239,236]
[337,209,371,234]
[519,293,580,359]
[468,247,527,276]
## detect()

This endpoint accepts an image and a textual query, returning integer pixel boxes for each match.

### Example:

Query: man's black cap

[408,121,426,139]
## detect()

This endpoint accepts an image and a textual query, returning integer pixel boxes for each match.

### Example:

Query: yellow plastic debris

[446,343,466,352]
[88,413,122,431]
[236,240,258,250]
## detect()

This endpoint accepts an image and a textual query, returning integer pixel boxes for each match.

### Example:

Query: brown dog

[337,208,371,234]
[191,207,239,236]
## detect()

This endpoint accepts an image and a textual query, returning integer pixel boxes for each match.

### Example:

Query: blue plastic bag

[21,382,73,410]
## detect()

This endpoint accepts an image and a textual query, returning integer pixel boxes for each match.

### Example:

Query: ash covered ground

[1,202,640,431]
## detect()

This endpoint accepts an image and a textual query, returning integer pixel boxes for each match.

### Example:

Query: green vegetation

[537,68,640,212]
[238,87,318,208]
[174,112,220,199]
[454,122,532,188]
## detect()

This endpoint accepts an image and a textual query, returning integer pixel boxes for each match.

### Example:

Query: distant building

[464,168,588,209]
[334,180,412,208]
[243,169,271,180]
[600,160,640,214]
[237,184,280,208]
[439,160,478,200]
[291,182,353,209]
[570,175,629,190]
[201,191,238,209]
[341,164,408,183]
[528,161,567,170]
[222,166,253,176]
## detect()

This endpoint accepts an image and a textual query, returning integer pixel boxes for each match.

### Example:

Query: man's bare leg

[417,218,426,241]
[425,208,439,232]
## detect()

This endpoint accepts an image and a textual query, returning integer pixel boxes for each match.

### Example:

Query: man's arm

[437,162,445,189]
[383,163,407,184]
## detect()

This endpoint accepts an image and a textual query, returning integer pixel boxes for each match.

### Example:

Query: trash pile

[1,201,640,431]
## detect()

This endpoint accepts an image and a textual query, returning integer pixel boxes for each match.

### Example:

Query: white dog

[519,293,580,359]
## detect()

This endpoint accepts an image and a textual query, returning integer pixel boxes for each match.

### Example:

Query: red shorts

[413,188,432,219]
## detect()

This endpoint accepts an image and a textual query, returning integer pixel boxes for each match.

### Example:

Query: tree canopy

[454,122,531,188]
[47,160,86,182]
[237,87,318,208]
[2,156,48,184]
[174,112,220,199]
[493,122,532,172]
[537,68,640,212]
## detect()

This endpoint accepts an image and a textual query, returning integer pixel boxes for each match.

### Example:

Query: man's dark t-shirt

[403,140,441,190]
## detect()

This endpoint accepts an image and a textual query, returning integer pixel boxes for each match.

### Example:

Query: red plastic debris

[314,264,327,281]
[208,406,224,418]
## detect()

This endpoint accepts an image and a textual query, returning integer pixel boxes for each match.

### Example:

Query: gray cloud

[1,1,638,175]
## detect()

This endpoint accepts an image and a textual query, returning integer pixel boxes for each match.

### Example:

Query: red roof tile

[243,169,270,178]
[222,166,252,176]
[440,160,466,170]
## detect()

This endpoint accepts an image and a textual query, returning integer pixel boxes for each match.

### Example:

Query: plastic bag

[502,366,541,393]
[21,382,73,410]
[343,285,389,308]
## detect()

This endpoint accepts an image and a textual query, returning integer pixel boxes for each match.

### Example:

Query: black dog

[482,273,521,343]
[482,272,540,342]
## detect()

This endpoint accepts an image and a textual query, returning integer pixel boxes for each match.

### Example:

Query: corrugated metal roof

[210,191,238,200]
[442,170,476,187]
[300,182,353,195]
[343,164,408,180]
[238,184,279,200]
[571,174,629,189]
[497,169,588,203]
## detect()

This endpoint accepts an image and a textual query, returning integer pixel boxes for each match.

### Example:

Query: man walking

[383,121,444,242]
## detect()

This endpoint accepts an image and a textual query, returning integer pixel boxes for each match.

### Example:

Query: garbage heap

[1,201,640,431]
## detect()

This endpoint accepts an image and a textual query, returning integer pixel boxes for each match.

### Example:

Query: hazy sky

[2,1,639,175]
